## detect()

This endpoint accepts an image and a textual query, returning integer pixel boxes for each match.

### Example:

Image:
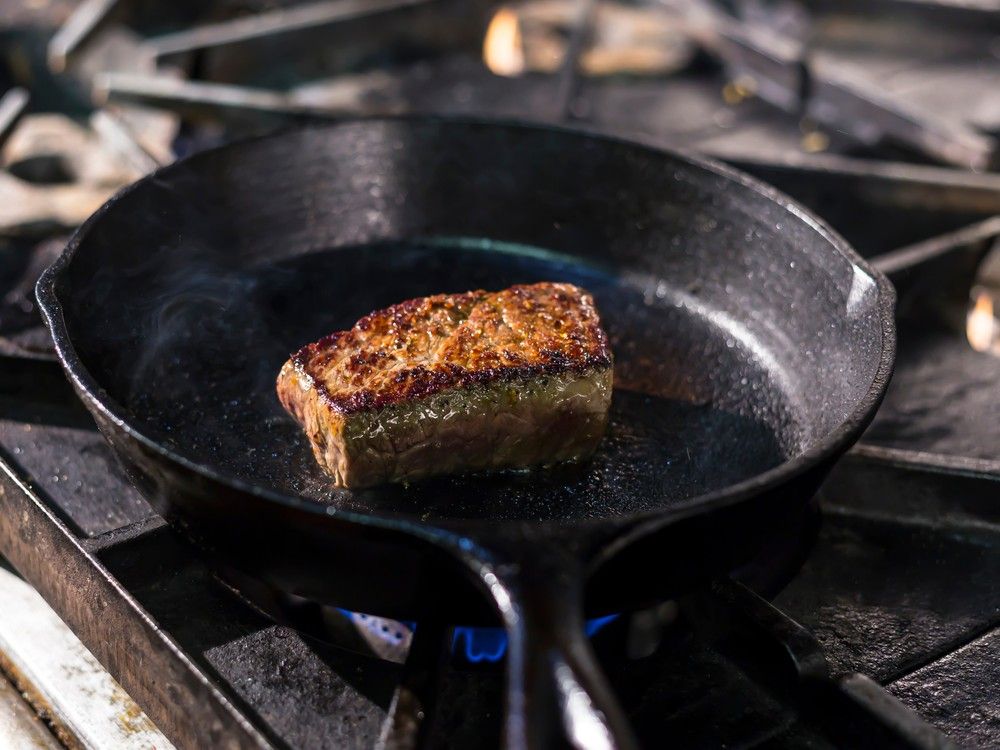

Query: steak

[276,282,613,488]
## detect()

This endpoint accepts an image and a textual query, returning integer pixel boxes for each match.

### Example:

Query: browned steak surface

[277,282,613,488]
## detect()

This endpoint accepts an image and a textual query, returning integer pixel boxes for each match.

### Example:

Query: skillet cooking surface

[55,119,887,526]
[123,240,793,523]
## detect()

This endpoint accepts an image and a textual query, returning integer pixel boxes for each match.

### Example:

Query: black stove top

[0,1,998,748]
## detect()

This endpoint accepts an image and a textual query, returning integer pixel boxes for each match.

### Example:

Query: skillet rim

[35,114,896,537]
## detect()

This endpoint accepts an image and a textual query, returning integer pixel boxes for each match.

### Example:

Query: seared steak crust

[277,282,613,488]
[289,284,611,414]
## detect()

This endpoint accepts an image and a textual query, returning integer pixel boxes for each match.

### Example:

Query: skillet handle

[473,545,640,750]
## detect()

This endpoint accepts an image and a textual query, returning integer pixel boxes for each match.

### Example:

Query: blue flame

[341,609,620,664]
[453,626,509,663]
[451,614,619,663]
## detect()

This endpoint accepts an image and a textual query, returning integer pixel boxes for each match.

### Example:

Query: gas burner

[216,561,629,666]
[205,461,820,677]
[342,610,620,665]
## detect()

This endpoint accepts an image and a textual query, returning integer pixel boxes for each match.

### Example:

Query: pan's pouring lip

[35,114,896,540]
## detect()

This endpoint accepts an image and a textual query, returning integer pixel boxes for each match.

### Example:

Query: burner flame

[967,289,998,354]
[452,615,619,663]
[345,608,619,664]
[483,7,526,77]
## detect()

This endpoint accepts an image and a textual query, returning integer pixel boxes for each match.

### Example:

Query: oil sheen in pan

[124,238,801,523]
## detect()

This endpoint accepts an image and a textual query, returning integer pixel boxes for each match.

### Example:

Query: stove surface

[0,1,998,748]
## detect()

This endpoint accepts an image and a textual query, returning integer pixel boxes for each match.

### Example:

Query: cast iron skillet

[38,117,894,749]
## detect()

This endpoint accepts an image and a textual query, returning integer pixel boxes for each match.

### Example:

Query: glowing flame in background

[484,7,526,77]
[967,289,998,355]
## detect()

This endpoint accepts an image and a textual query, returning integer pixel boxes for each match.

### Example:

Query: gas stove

[0,1,998,748]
